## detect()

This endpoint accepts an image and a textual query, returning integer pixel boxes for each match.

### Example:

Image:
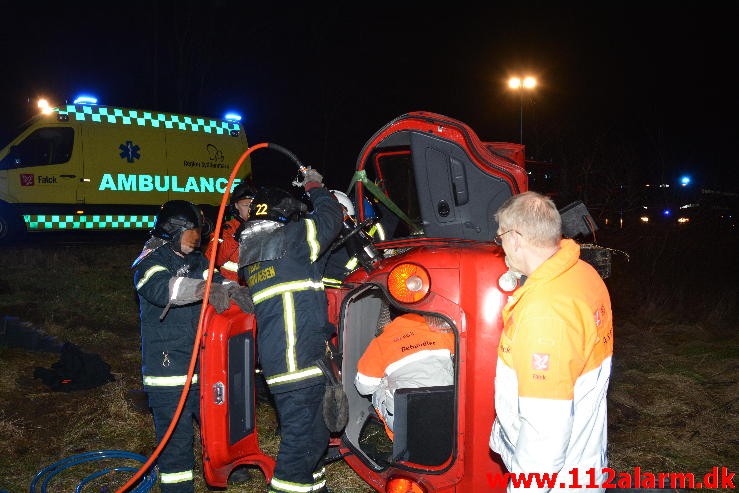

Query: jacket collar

[505,239,580,310]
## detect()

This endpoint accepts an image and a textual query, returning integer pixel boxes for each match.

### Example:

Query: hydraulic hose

[115,142,304,493]
[29,450,157,493]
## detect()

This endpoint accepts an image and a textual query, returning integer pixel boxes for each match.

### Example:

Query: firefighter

[132,200,254,493]
[204,180,257,283]
[237,169,343,493]
[354,313,454,440]
[322,190,382,288]
[488,191,613,492]
[322,190,359,287]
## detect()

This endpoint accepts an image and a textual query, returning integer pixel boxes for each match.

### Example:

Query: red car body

[200,111,528,492]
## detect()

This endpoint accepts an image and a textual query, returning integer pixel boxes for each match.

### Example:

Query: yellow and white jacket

[489,239,613,492]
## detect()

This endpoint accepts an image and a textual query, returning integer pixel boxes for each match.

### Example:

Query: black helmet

[152,200,205,241]
[230,180,257,217]
[248,187,307,224]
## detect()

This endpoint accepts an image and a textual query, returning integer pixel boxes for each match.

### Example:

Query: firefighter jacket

[321,244,358,288]
[489,239,613,493]
[204,218,242,283]
[354,313,455,432]
[321,220,384,288]
[242,187,343,394]
[134,245,227,393]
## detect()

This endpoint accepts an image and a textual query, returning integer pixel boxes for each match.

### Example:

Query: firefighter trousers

[148,389,200,493]
[269,381,330,493]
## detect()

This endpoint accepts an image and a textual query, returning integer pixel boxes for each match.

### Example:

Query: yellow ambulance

[0,97,251,241]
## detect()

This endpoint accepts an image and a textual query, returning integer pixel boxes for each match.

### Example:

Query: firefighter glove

[293,168,323,190]
[208,283,231,313]
[226,284,254,313]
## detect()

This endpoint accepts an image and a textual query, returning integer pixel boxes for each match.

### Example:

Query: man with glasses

[489,191,614,492]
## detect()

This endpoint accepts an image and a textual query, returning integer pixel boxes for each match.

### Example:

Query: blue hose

[30,450,157,493]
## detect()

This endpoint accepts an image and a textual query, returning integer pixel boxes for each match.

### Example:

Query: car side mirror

[559,201,597,238]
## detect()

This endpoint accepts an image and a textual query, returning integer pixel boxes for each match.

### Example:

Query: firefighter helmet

[151,200,205,241]
[248,187,307,224]
[230,180,257,218]
[330,190,355,217]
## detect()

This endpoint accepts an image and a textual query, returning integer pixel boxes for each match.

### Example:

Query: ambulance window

[0,127,74,169]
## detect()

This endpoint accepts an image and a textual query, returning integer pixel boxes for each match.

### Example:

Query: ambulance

[0,96,251,242]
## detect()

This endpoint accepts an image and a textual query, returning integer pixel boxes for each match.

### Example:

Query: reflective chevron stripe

[252,280,324,305]
[143,374,198,387]
[160,469,193,484]
[136,265,168,290]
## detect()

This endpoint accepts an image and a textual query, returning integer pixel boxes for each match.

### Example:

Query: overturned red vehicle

[200,111,529,492]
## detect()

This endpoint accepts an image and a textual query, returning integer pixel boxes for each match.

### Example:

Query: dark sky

[2,2,737,190]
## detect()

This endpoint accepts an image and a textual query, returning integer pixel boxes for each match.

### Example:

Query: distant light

[680,175,691,186]
[508,76,536,90]
[224,112,242,122]
[640,216,650,223]
[663,209,671,216]
[677,217,690,224]
[73,95,98,105]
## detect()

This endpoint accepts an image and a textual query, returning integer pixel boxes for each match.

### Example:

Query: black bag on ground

[33,342,115,391]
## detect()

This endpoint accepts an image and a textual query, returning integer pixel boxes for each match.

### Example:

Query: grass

[0,242,372,493]
[1,224,737,492]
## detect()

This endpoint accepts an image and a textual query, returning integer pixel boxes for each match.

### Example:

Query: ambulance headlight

[37,98,53,114]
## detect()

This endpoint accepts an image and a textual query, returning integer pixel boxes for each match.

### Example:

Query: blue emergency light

[224,112,242,122]
[73,95,98,105]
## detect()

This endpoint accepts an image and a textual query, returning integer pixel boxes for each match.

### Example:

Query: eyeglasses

[493,229,519,246]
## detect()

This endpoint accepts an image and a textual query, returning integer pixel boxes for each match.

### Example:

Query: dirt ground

[1,226,737,492]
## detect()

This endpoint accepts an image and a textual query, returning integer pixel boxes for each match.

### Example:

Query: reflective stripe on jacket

[489,239,613,493]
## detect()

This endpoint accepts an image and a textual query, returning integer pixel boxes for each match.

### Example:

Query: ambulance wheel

[0,205,24,244]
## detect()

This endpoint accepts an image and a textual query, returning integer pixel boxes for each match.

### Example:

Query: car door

[199,304,275,487]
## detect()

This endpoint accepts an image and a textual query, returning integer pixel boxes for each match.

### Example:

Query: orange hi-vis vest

[355,313,454,437]
[489,239,613,492]
[204,218,241,282]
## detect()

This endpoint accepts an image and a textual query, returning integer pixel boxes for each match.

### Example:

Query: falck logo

[119,141,141,163]
[532,353,550,371]
[20,174,34,186]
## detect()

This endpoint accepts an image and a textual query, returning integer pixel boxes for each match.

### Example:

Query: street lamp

[508,76,537,145]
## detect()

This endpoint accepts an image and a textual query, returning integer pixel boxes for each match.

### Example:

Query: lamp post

[508,76,537,145]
